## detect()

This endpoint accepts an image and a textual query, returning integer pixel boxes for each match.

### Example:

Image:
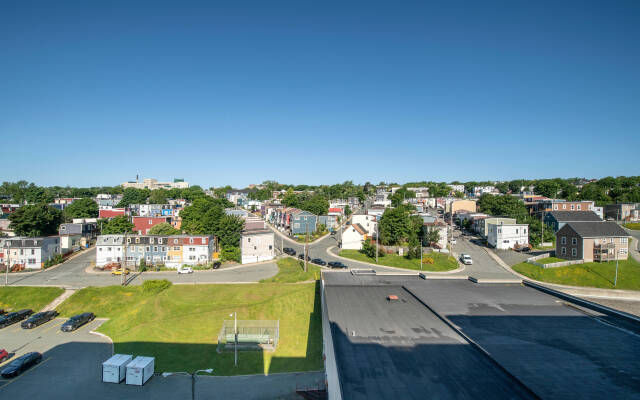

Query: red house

[133,216,171,234]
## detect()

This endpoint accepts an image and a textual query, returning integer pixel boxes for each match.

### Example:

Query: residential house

[487,223,529,250]
[318,215,339,232]
[423,221,448,249]
[328,208,343,216]
[133,216,172,235]
[529,199,595,217]
[472,186,499,197]
[4,237,61,270]
[447,184,465,195]
[604,203,640,222]
[226,190,250,206]
[407,187,430,198]
[95,193,123,207]
[98,207,127,219]
[58,221,98,253]
[341,223,369,250]
[241,219,274,264]
[448,199,477,214]
[544,211,602,233]
[556,222,630,262]
[225,208,249,218]
[351,214,378,238]
[329,199,347,209]
[366,206,386,220]
[475,217,516,238]
[291,211,317,235]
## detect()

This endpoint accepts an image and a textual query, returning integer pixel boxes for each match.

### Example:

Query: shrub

[360,240,376,258]
[44,254,64,269]
[220,246,241,263]
[139,258,147,272]
[142,279,172,294]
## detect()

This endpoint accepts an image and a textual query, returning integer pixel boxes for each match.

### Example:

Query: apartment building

[3,237,61,270]
[556,222,630,262]
[487,223,529,250]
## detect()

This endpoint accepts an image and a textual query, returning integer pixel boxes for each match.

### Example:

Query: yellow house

[166,237,184,267]
[449,199,477,214]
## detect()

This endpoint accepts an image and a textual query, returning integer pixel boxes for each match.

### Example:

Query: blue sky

[1,1,639,188]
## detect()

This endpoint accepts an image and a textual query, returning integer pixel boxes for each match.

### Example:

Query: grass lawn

[294,232,328,243]
[536,257,565,264]
[625,223,640,230]
[56,282,322,375]
[0,286,64,312]
[513,257,640,290]
[338,250,458,272]
[260,258,321,283]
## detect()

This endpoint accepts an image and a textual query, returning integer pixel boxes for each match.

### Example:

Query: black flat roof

[323,272,640,399]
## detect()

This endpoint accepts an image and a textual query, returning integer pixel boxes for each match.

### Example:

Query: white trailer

[102,354,133,383]
[125,356,155,386]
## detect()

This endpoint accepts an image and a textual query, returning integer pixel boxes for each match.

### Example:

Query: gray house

[291,211,317,235]
[5,237,61,270]
[544,211,602,232]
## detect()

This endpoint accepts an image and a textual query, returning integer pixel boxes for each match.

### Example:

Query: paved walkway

[42,289,76,311]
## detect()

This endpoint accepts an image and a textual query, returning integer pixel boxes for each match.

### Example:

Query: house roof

[352,223,367,236]
[561,222,630,238]
[548,211,601,222]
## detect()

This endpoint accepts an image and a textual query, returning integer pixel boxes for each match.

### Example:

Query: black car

[60,312,95,332]
[311,258,326,266]
[327,261,347,269]
[21,311,59,329]
[283,248,296,256]
[0,309,33,329]
[297,254,311,261]
[212,261,222,269]
[0,352,42,378]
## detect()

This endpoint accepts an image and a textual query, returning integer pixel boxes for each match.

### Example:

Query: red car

[0,349,9,363]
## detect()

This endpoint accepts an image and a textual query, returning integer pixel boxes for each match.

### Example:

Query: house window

[174,239,178,244]
[135,237,140,243]
[577,205,581,210]
[61,226,66,231]
[248,238,251,242]
[107,247,112,251]
[515,229,518,234]
[148,219,153,225]
[572,238,577,245]
[524,229,527,234]
[31,249,35,255]
[561,247,566,255]
[621,237,628,244]
[99,248,102,252]
[174,246,180,251]
[561,237,566,245]
[154,246,158,252]
[162,246,165,251]
[189,256,196,261]
[620,248,628,255]
[571,248,577,256]
[202,238,206,244]
[562,204,566,209]
[254,246,257,250]
[190,238,194,244]
[610,238,614,243]
[269,245,272,250]
[553,205,558,210]
[189,247,195,252]
[146,256,151,261]
[127,238,132,243]
[28,258,36,264]
[570,205,574,210]
[158,238,163,244]
[146,246,150,252]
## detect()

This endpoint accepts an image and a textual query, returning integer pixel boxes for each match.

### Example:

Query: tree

[9,204,63,237]
[220,246,241,263]
[101,215,134,234]
[477,194,527,219]
[344,205,352,217]
[360,239,376,258]
[216,215,245,249]
[301,194,329,216]
[148,222,180,235]
[63,198,98,221]
[406,232,421,259]
[117,188,150,207]
[148,189,168,205]
[426,227,441,247]
[379,207,411,245]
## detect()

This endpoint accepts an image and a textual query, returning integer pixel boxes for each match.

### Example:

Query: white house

[241,218,275,264]
[4,237,61,270]
[487,223,529,250]
[366,206,386,219]
[423,222,448,249]
[341,223,369,250]
[351,214,377,238]
[96,235,125,266]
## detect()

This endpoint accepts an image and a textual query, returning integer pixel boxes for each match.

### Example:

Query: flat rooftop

[323,272,640,400]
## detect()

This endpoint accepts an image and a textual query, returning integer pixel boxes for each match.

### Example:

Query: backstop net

[217,320,279,352]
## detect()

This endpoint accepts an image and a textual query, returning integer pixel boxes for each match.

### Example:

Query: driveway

[6,249,278,288]
[450,235,518,280]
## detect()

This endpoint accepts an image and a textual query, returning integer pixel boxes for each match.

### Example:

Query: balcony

[593,243,616,262]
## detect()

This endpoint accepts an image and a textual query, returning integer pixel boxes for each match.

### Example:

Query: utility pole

[122,231,127,286]
[233,312,238,366]
[304,221,309,272]
[376,221,379,264]
[4,242,9,286]
[420,244,423,270]
[541,209,544,248]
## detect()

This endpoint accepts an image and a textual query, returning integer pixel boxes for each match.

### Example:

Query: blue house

[291,211,317,235]
[318,215,338,232]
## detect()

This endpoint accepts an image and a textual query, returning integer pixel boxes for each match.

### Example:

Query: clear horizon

[2,1,639,187]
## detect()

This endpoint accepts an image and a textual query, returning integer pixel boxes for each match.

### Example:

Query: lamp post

[4,241,9,286]
[162,368,213,400]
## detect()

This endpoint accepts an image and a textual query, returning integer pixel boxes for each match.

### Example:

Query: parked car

[0,309,6,315]
[297,254,311,261]
[459,254,473,265]
[212,261,221,269]
[0,309,33,329]
[111,268,130,275]
[60,312,95,332]
[328,261,348,269]
[330,231,337,235]
[283,248,296,256]
[0,352,42,378]
[311,258,326,266]
[21,311,59,329]
[451,239,457,245]
[177,266,193,274]
[0,349,9,363]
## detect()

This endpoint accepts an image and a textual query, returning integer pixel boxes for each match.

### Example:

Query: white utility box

[125,356,155,386]
[102,354,133,383]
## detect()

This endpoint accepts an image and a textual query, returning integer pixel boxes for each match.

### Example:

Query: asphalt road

[6,248,278,289]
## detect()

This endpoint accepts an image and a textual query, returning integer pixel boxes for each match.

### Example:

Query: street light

[161,368,213,400]
[4,240,9,286]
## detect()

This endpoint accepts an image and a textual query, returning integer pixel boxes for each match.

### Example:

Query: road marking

[40,320,65,334]
[0,357,51,390]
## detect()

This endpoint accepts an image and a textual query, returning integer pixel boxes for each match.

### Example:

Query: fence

[527,252,584,269]
[217,320,279,352]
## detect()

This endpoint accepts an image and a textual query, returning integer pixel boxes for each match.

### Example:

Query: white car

[177,266,193,274]
[460,254,473,265]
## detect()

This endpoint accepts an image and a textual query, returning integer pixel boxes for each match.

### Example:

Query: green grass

[338,250,458,271]
[260,258,321,283]
[294,232,328,242]
[625,223,640,230]
[56,282,322,375]
[0,286,64,312]
[536,257,565,264]
[513,257,640,290]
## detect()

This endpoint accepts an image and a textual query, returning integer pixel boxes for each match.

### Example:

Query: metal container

[102,354,133,383]
[125,356,155,386]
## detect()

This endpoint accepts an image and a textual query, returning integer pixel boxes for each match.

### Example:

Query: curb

[326,246,465,275]
[468,277,522,284]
